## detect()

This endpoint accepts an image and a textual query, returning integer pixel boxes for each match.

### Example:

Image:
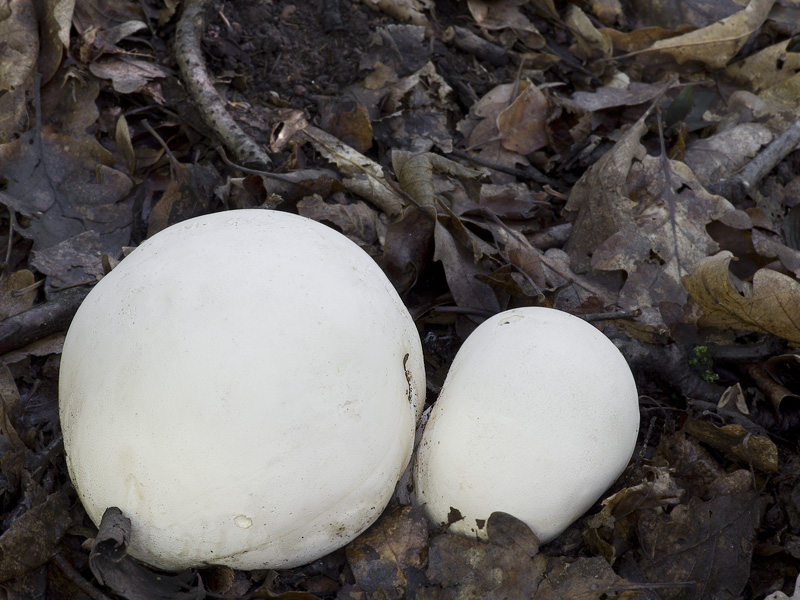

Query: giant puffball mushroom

[412,307,639,543]
[59,210,425,571]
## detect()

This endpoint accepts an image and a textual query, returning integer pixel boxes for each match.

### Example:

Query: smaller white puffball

[59,210,425,571]
[413,307,639,543]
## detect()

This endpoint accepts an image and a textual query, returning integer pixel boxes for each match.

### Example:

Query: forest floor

[1,0,800,599]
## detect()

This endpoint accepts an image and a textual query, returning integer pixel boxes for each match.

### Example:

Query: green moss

[689,345,719,384]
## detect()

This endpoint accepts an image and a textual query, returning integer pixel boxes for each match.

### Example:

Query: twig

[434,305,496,319]
[174,0,271,168]
[0,285,91,355]
[707,116,800,203]
[581,309,641,322]
[51,551,114,600]
[447,148,567,192]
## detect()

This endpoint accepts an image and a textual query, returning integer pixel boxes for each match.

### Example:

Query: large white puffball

[59,210,425,571]
[413,307,639,543]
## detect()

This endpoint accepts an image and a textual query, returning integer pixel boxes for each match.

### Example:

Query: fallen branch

[0,286,90,355]
[174,0,271,168]
[707,116,800,203]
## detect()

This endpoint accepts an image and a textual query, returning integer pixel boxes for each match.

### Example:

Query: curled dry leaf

[683,123,772,187]
[466,0,544,49]
[360,0,430,27]
[684,418,778,473]
[392,150,482,206]
[638,490,762,600]
[89,507,201,600]
[345,505,428,598]
[0,0,38,141]
[497,83,549,154]
[682,250,800,343]
[300,125,404,217]
[565,5,612,60]
[635,0,776,69]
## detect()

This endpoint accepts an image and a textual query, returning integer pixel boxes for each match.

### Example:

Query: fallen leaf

[392,150,482,207]
[638,491,762,600]
[497,84,549,154]
[89,56,169,96]
[0,1,38,142]
[684,418,778,473]
[0,270,37,320]
[570,82,668,112]
[0,491,71,583]
[345,505,429,599]
[566,4,612,60]
[635,0,777,68]
[29,231,105,292]
[360,0,430,27]
[626,0,743,30]
[683,123,772,187]
[297,194,383,252]
[434,208,501,315]
[0,124,133,252]
[535,555,654,600]
[563,110,649,274]
[682,251,800,343]
[89,507,202,600]
[300,125,404,217]
[423,520,543,599]
[466,0,544,49]
[382,204,436,291]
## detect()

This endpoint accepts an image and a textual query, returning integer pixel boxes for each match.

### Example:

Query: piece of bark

[0,286,90,355]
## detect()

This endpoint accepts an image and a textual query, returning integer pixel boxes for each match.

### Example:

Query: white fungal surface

[413,307,640,544]
[59,210,425,570]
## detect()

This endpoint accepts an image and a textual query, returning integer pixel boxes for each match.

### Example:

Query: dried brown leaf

[360,0,430,27]
[345,505,429,599]
[564,111,649,274]
[392,150,481,206]
[88,57,169,95]
[566,5,613,60]
[725,39,800,93]
[300,125,404,217]
[0,1,38,142]
[321,102,373,154]
[682,251,800,343]
[0,125,133,251]
[683,123,772,187]
[146,163,217,237]
[638,491,762,600]
[30,231,105,291]
[637,0,776,68]
[684,418,778,472]
[382,204,436,291]
[0,270,36,320]
[434,219,501,313]
[466,0,544,48]
[537,555,661,600]
[423,527,542,599]
[570,82,667,112]
[0,491,71,583]
[497,84,549,154]
[89,507,201,600]
[297,195,383,252]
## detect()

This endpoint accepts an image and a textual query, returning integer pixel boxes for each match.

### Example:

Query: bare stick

[174,0,271,168]
[0,286,90,355]
[708,117,800,203]
[51,552,114,600]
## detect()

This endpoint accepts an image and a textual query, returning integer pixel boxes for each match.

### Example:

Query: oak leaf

[682,251,800,343]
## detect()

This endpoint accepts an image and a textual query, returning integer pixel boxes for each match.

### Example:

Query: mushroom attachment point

[412,307,639,544]
[59,210,425,571]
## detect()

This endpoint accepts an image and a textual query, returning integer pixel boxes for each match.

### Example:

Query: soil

[205,0,510,123]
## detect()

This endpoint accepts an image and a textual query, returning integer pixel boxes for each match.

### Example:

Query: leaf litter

[2,0,800,598]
